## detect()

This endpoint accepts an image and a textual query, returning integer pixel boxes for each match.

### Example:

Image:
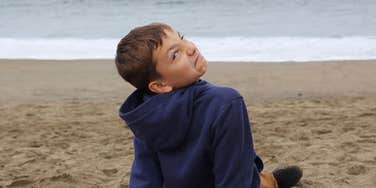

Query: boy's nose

[186,41,196,56]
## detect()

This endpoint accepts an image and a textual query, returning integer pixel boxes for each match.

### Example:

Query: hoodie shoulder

[203,83,243,104]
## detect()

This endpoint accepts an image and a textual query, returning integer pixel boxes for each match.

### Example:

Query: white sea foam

[0,38,118,60]
[1,37,376,62]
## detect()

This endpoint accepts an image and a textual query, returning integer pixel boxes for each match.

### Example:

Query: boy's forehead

[153,29,179,58]
[161,29,179,47]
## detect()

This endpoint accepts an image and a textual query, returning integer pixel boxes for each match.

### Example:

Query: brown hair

[115,23,172,92]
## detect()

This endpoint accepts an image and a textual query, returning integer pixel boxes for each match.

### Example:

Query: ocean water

[1,0,376,61]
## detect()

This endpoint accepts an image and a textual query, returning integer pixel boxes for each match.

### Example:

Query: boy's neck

[146,79,203,97]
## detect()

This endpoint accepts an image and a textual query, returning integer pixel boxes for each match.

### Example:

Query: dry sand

[0,59,375,188]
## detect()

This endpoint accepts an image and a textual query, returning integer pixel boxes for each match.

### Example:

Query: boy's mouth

[194,53,202,67]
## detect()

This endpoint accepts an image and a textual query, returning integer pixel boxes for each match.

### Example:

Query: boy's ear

[148,80,173,94]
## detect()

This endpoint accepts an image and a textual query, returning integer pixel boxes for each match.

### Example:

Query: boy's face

[152,29,207,90]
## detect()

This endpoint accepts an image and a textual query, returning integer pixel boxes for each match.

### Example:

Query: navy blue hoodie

[119,80,263,188]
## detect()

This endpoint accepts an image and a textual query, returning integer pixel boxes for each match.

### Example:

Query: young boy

[115,23,302,188]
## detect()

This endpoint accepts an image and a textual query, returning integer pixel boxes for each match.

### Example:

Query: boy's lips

[194,53,202,67]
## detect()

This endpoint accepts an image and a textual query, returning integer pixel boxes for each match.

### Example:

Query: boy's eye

[172,50,179,60]
[178,32,184,40]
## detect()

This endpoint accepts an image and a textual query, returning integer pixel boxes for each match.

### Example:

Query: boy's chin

[198,68,207,78]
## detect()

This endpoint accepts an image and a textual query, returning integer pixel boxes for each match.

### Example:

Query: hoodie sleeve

[211,97,261,188]
[130,137,163,188]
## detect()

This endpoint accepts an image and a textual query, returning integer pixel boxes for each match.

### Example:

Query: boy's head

[115,23,207,94]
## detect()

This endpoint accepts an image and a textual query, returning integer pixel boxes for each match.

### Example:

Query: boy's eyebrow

[164,32,182,55]
[166,43,179,54]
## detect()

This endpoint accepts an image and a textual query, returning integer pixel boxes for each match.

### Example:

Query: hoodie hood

[119,80,209,151]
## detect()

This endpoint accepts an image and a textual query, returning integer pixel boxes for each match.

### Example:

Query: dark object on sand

[272,166,303,188]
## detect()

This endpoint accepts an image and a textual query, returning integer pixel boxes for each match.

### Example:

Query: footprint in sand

[102,168,118,177]
[49,173,76,183]
[357,138,376,144]
[357,112,376,117]
[311,128,332,135]
[6,179,33,187]
[357,134,376,144]
[341,126,355,133]
[346,164,367,175]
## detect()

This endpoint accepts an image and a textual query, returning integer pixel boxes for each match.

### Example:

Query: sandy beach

[0,59,375,188]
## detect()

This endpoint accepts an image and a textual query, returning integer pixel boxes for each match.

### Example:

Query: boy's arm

[211,97,260,188]
[130,137,163,188]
